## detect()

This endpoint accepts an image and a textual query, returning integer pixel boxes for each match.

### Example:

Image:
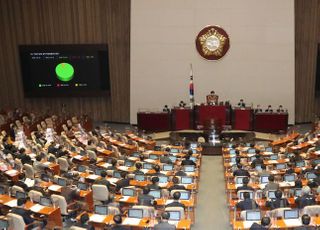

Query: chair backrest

[302,205,320,216]
[92,184,109,201]
[132,205,155,218]
[51,194,68,215]
[267,207,291,218]
[165,206,185,220]
[58,157,69,172]
[14,159,22,171]
[11,186,24,196]
[7,213,25,230]
[87,150,97,160]
[108,206,120,215]
[121,136,128,143]
[28,190,43,203]
[23,164,34,179]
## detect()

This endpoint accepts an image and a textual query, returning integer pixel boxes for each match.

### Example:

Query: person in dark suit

[166,192,185,210]
[251,154,263,168]
[133,162,144,175]
[154,212,176,230]
[115,171,130,192]
[265,105,273,113]
[249,217,271,230]
[138,187,154,206]
[111,214,130,230]
[73,213,94,230]
[94,170,111,190]
[147,177,161,190]
[294,214,316,230]
[233,164,250,177]
[181,155,196,166]
[168,177,185,193]
[238,99,246,108]
[159,153,172,164]
[17,148,32,165]
[236,177,254,192]
[265,190,289,210]
[151,165,165,177]
[106,159,118,170]
[236,192,259,211]
[11,198,34,226]
[295,186,316,209]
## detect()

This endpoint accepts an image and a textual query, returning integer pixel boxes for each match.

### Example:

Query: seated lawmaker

[168,177,186,192]
[251,153,263,168]
[115,171,130,192]
[236,177,254,192]
[295,214,316,230]
[166,192,185,210]
[295,186,316,209]
[233,164,250,177]
[94,170,111,190]
[138,187,154,206]
[147,177,161,190]
[249,217,271,230]
[238,99,246,108]
[154,212,176,230]
[236,192,259,211]
[263,175,279,195]
[181,155,196,166]
[266,190,289,210]
[133,162,144,175]
[73,213,94,230]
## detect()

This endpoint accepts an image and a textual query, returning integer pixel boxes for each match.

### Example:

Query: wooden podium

[232,108,253,130]
[194,105,230,130]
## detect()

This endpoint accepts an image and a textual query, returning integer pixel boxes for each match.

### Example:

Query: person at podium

[206,91,219,105]
[237,99,246,108]
[265,105,273,113]
[163,105,170,112]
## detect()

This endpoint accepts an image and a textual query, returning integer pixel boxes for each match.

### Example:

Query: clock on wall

[195,25,230,61]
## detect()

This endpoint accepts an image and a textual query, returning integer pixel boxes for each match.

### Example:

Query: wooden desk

[271,133,300,147]
[253,113,288,133]
[171,108,193,131]
[232,108,253,131]
[137,112,171,132]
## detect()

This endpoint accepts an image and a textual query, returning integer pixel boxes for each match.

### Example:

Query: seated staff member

[147,177,161,190]
[115,171,130,192]
[295,186,316,209]
[236,177,254,192]
[263,175,279,195]
[236,192,259,211]
[94,170,111,190]
[151,165,165,177]
[133,162,144,175]
[251,153,263,168]
[181,155,196,166]
[154,212,176,230]
[138,187,154,206]
[166,192,185,210]
[168,177,186,193]
[249,217,271,230]
[233,164,250,177]
[265,190,289,210]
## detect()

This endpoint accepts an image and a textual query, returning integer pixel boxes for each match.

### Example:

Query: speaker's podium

[232,107,253,130]
[194,104,230,130]
[200,119,223,156]
[171,107,193,130]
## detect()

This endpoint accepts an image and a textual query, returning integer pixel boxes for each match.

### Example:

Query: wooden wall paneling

[0,0,130,122]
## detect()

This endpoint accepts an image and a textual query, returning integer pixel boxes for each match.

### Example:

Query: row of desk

[137,105,288,133]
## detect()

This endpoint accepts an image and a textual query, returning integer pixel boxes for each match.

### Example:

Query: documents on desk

[100,163,111,168]
[30,204,44,212]
[87,174,100,180]
[243,221,260,229]
[119,196,130,202]
[168,221,179,227]
[283,219,302,227]
[118,166,130,171]
[89,214,106,223]
[144,159,156,163]
[107,178,120,185]
[25,178,35,187]
[122,217,141,226]
[279,181,295,187]
[5,169,18,176]
[48,184,62,191]
[5,199,17,207]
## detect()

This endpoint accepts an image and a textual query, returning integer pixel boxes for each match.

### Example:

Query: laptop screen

[128,209,143,219]
[149,154,159,160]
[255,165,262,171]
[168,156,177,162]
[294,188,302,197]
[236,177,245,184]
[143,163,153,169]
[246,211,261,221]
[267,191,276,199]
[284,174,295,182]
[229,149,236,155]
[40,196,52,206]
[270,155,278,160]
[113,171,122,179]
[95,205,108,215]
[184,165,195,172]
[0,186,5,195]
[77,182,88,191]
[132,152,140,157]
[0,219,9,228]
[179,191,190,200]
[170,149,179,154]
[239,192,253,200]
[134,174,145,181]
[190,157,197,163]
[190,143,197,149]
[122,188,135,197]
[163,164,174,171]
[95,168,104,176]
[296,161,305,167]
[154,146,161,151]
[306,173,317,180]
[248,148,256,154]
[230,157,236,164]
[16,191,26,199]
[168,211,181,221]
[158,176,168,183]
[265,147,273,152]
[78,165,87,172]
[284,209,299,219]
[57,178,67,186]
[181,177,193,184]
[124,160,134,167]
[149,190,161,199]
[276,164,286,170]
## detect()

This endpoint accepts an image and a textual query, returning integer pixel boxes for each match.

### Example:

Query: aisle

[193,156,231,230]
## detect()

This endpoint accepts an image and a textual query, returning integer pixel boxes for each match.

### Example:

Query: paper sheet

[89,214,106,223]
[5,199,17,207]
[119,196,130,202]
[283,219,302,227]
[48,185,62,191]
[122,218,141,226]
[25,178,35,187]
[87,174,100,180]
[30,204,44,212]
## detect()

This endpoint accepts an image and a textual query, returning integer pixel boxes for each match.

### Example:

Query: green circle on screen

[55,63,74,82]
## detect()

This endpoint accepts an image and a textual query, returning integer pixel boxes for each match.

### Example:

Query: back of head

[275,190,282,199]
[301,214,311,225]
[143,187,150,195]
[100,170,107,178]
[135,162,142,170]
[172,177,179,184]
[162,211,170,220]
[187,149,193,156]
[80,213,89,224]
[17,198,26,207]
[185,155,190,160]
[121,171,127,179]
[35,155,42,162]
[173,191,181,200]
[111,159,117,166]
[237,163,242,169]
[152,177,159,184]
[268,175,274,182]
[242,177,249,185]
[113,214,122,225]
[261,217,270,226]
[153,165,160,172]
[243,192,250,200]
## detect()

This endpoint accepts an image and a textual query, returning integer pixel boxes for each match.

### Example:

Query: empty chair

[7,213,38,230]
[92,184,109,203]
[23,164,35,179]
[28,190,43,203]
[302,205,320,216]
[51,194,78,221]
[58,157,70,172]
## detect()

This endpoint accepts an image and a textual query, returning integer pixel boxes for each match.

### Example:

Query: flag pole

[189,64,194,109]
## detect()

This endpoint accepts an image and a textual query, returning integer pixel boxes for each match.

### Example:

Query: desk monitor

[270,155,278,160]
[143,163,153,170]
[168,211,181,221]
[276,163,286,170]
[128,208,143,219]
[284,209,299,219]
[181,176,193,184]
[122,188,135,197]
[149,154,159,160]
[313,159,320,165]
[158,176,168,183]
[132,152,140,157]
[57,178,67,187]
[168,156,177,162]
[190,143,197,149]
[236,177,246,184]
[255,165,262,171]
[79,150,86,156]
[284,174,295,182]
[113,171,122,179]
[124,160,134,167]
[250,156,257,162]
[94,205,108,215]
[15,191,26,199]
[229,149,236,155]
[260,176,269,184]
[154,146,161,151]
[77,182,88,191]
[239,192,253,200]
[248,148,256,154]
[134,174,145,181]
[0,219,9,229]
[191,149,197,154]
[294,188,302,197]
[246,210,261,221]
[190,157,197,163]
[267,191,276,199]
[183,165,195,172]
[246,143,251,147]
[40,196,52,206]
[296,161,305,167]
[163,164,174,171]
[179,191,190,200]
[41,173,50,182]
[0,186,5,195]
[170,148,179,154]
[95,168,104,176]
[265,147,273,152]
[78,165,87,173]
[306,173,317,180]
[149,190,161,199]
